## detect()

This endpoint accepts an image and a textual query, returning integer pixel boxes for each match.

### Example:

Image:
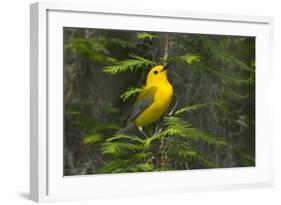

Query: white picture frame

[30,1,274,202]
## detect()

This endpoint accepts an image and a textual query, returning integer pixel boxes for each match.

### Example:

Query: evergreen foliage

[170,54,201,64]
[136,32,158,41]
[103,54,155,74]
[120,87,143,102]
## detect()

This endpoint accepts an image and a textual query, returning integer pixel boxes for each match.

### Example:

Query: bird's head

[146,64,170,85]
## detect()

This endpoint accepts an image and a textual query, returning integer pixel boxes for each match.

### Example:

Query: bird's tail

[116,122,135,135]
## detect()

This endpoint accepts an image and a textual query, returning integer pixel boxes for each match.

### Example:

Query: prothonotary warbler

[121,64,174,134]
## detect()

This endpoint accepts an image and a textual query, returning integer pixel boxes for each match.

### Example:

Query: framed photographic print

[30,2,274,202]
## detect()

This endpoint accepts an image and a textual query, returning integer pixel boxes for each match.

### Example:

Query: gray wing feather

[124,87,156,125]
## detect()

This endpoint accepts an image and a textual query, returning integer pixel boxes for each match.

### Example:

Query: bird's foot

[138,126,149,138]
[168,94,178,116]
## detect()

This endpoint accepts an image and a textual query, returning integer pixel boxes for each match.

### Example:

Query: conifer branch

[163,33,169,63]
[120,86,143,102]
[136,32,158,41]
[103,54,156,74]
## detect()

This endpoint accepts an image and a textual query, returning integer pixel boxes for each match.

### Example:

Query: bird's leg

[153,120,165,135]
[138,126,149,138]
[168,94,179,116]
[146,124,154,136]
[156,127,163,134]
[153,125,159,136]
[153,121,159,136]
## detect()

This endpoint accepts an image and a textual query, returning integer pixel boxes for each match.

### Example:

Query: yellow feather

[134,65,173,127]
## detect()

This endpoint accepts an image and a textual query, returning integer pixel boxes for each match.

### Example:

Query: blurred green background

[63,27,255,176]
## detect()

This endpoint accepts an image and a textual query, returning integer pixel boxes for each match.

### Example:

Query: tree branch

[163,33,169,64]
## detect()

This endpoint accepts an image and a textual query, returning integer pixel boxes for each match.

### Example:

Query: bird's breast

[154,82,173,108]
[135,81,173,127]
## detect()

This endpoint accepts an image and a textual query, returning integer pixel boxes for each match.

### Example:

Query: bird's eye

[154,70,158,75]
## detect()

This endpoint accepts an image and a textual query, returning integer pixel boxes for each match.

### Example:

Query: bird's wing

[124,86,157,125]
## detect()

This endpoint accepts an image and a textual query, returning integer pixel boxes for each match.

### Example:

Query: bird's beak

[162,64,171,72]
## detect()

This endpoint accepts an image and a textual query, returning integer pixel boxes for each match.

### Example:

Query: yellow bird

[122,64,173,133]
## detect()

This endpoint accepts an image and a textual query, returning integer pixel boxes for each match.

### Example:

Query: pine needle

[101,142,142,155]
[178,54,201,64]
[136,32,158,41]
[175,103,208,115]
[106,134,144,143]
[103,54,155,74]
[163,116,226,147]
[120,86,142,102]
